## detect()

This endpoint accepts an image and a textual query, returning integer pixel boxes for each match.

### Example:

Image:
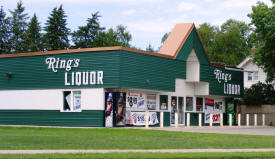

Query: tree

[43,5,70,51]
[146,44,155,52]
[161,32,169,44]
[8,0,29,53]
[93,25,132,47]
[197,23,218,60]
[114,25,132,47]
[249,0,275,82]
[0,6,10,54]
[197,19,251,65]
[24,14,42,52]
[71,12,104,48]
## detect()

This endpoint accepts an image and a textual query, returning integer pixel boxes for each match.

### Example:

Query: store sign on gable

[45,57,103,86]
[214,69,240,95]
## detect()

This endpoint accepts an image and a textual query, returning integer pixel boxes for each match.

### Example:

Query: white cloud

[122,9,136,16]
[177,2,201,11]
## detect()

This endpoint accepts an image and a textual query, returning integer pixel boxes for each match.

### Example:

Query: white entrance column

[238,114,241,127]
[246,114,250,127]
[187,113,190,127]
[160,111,164,128]
[229,114,232,127]
[199,113,202,127]
[220,113,223,127]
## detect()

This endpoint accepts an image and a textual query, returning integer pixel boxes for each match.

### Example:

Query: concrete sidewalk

[1,149,275,154]
[142,126,275,136]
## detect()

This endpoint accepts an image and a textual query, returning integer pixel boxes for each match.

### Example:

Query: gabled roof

[158,23,194,57]
[158,23,210,65]
[237,56,252,68]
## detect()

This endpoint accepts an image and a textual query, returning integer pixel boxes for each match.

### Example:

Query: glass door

[178,97,184,125]
[170,96,177,125]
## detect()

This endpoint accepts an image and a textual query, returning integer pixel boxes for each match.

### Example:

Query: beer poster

[126,92,145,110]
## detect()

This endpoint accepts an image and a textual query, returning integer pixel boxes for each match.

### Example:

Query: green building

[0,23,243,127]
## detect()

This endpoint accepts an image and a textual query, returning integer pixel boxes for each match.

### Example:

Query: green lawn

[0,126,275,150]
[1,152,275,159]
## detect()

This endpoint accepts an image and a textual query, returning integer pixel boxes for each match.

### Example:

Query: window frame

[254,71,258,81]
[185,96,194,112]
[248,72,253,81]
[61,90,82,112]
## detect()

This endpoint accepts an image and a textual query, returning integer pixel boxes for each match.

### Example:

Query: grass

[0,126,275,150]
[1,152,275,159]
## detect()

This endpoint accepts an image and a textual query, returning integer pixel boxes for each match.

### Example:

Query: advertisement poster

[204,98,221,123]
[126,93,145,109]
[227,101,235,125]
[205,98,214,111]
[147,94,156,110]
[116,93,126,126]
[205,112,220,123]
[125,111,159,126]
[105,92,113,127]
[73,91,81,111]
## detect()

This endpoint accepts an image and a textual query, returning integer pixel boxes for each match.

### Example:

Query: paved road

[143,126,275,136]
[1,149,275,154]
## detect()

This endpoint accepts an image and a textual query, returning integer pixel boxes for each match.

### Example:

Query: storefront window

[147,94,156,110]
[196,97,203,112]
[63,91,81,112]
[160,95,168,110]
[186,97,193,111]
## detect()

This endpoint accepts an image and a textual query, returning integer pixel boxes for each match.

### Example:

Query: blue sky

[1,0,272,50]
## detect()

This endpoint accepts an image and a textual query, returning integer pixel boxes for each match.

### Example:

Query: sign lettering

[45,57,103,86]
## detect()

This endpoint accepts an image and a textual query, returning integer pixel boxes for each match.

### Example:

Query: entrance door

[170,96,177,124]
[171,96,184,125]
[178,97,184,125]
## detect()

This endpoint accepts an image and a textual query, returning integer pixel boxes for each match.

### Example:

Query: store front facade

[0,23,243,127]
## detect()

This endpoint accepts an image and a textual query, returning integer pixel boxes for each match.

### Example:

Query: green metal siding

[176,28,209,65]
[200,65,244,97]
[0,110,104,127]
[0,51,120,90]
[120,50,186,92]
[0,50,186,92]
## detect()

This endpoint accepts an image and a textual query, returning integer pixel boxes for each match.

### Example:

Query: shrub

[243,82,275,105]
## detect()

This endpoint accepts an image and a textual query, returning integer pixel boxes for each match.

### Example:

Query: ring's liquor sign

[214,69,240,95]
[45,57,104,86]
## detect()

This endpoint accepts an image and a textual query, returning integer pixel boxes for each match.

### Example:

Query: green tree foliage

[197,23,218,60]
[8,0,29,53]
[93,25,132,47]
[24,14,42,52]
[43,5,70,51]
[197,19,251,65]
[161,32,169,44]
[72,12,132,48]
[71,12,104,48]
[243,82,275,105]
[0,6,10,54]
[249,0,275,82]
